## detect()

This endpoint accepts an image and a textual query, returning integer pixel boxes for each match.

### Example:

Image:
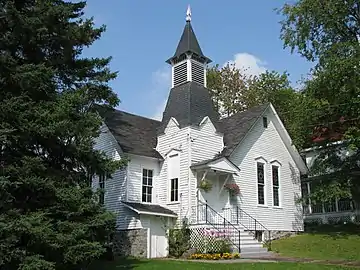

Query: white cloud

[149,67,171,120]
[225,53,267,77]
[152,68,171,87]
[152,99,168,121]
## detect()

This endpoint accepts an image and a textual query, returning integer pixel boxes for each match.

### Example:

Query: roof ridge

[111,107,161,123]
[220,103,269,121]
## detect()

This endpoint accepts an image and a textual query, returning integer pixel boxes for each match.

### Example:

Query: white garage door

[150,217,168,258]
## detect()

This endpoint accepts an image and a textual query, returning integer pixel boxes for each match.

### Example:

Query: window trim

[98,174,106,205]
[141,168,154,204]
[167,152,180,204]
[256,161,266,206]
[170,177,179,203]
[271,164,281,207]
[263,116,268,128]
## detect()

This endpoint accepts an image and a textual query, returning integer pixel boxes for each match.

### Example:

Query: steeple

[158,6,219,134]
[166,5,212,88]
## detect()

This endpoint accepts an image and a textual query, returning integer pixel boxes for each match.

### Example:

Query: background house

[301,144,359,225]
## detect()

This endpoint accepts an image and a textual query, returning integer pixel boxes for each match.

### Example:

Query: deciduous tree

[280,0,360,204]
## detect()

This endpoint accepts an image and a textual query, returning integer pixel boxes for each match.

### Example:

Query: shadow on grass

[89,257,148,270]
[305,223,360,239]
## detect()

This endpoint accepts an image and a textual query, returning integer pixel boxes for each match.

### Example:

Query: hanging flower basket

[198,179,213,192]
[224,183,240,196]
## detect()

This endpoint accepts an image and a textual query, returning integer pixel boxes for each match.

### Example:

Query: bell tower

[166,5,212,88]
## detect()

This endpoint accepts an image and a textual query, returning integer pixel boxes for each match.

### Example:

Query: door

[150,217,168,258]
[198,175,230,223]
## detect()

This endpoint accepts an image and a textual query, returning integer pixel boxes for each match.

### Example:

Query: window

[272,165,280,206]
[263,117,268,128]
[99,174,105,205]
[257,162,265,205]
[142,169,153,203]
[168,153,180,202]
[170,178,179,202]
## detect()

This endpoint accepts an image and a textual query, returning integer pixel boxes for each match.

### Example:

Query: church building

[93,6,307,258]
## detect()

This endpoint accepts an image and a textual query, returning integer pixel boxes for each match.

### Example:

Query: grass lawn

[272,224,360,261]
[90,259,355,269]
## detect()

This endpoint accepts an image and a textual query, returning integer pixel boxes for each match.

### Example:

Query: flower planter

[224,183,240,197]
[198,179,212,192]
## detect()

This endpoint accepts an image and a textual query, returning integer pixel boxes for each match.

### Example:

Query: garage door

[150,217,168,258]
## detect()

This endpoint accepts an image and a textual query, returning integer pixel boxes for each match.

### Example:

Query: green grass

[90,259,354,269]
[272,224,360,261]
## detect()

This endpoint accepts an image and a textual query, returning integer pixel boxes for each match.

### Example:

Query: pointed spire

[186,5,191,22]
[165,6,212,64]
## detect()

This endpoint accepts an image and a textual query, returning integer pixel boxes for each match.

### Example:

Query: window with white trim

[142,169,153,203]
[170,178,179,202]
[99,174,105,205]
[257,162,265,205]
[272,165,280,206]
[168,153,180,202]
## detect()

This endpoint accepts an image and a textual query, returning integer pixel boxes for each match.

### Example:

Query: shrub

[168,221,191,258]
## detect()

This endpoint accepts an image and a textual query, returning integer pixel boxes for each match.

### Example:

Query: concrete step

[240,247,271,255]
[241,251,275,259]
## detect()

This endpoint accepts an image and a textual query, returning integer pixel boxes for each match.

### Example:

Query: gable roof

[191,156,241,175]
[97,106,163,159]
[219,103,269,157]
[121,201,177,218]
[219,103,308,174]
[158,81,220,134]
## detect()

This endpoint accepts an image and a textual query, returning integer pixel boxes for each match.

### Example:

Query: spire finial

[186,5,191,22]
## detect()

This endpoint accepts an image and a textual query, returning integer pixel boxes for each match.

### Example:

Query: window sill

[272,206,283,209]
[257,204,269,208]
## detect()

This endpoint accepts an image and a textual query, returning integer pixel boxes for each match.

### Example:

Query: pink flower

[224,183,240,195]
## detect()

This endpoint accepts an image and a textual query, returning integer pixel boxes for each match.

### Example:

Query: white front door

[198,175,230,222]
[150,217,168,258]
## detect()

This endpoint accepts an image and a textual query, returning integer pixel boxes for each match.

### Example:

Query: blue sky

[82,0,313,120]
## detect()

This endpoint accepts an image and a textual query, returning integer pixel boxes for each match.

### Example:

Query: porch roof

[121,201,177,218]
[190,157,240,175]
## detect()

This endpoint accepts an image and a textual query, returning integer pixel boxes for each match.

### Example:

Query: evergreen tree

[0,1,125,269]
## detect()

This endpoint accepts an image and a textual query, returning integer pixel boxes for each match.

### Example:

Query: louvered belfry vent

[173,62,187,87]
[191,61,204,85]
[166,6,212,88]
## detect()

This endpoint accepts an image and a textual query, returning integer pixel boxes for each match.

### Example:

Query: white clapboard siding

[189,117,224,218]
[190,117,223,163]
[156,119,189,220]
[126,154,160,204]
[93,123,142,230]
[230,109,303,232]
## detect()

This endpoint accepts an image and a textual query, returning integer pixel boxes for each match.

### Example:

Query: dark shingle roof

[96,103,268,160]
[219,103,269,157]
[97,106,163,159]
[158,81,220,134]
[121,201,177,217]
[166,21,211,64]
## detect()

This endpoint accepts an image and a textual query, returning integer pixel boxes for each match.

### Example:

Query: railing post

[236,206,239,224]
[205,203,208,223]
[268,230,271,251]
[238,230,241,253]
[224,217,226,227]
[255,220,257,232]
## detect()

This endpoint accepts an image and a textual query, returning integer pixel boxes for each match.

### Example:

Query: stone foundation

[113,229,147,258]
[266,230,297,241]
